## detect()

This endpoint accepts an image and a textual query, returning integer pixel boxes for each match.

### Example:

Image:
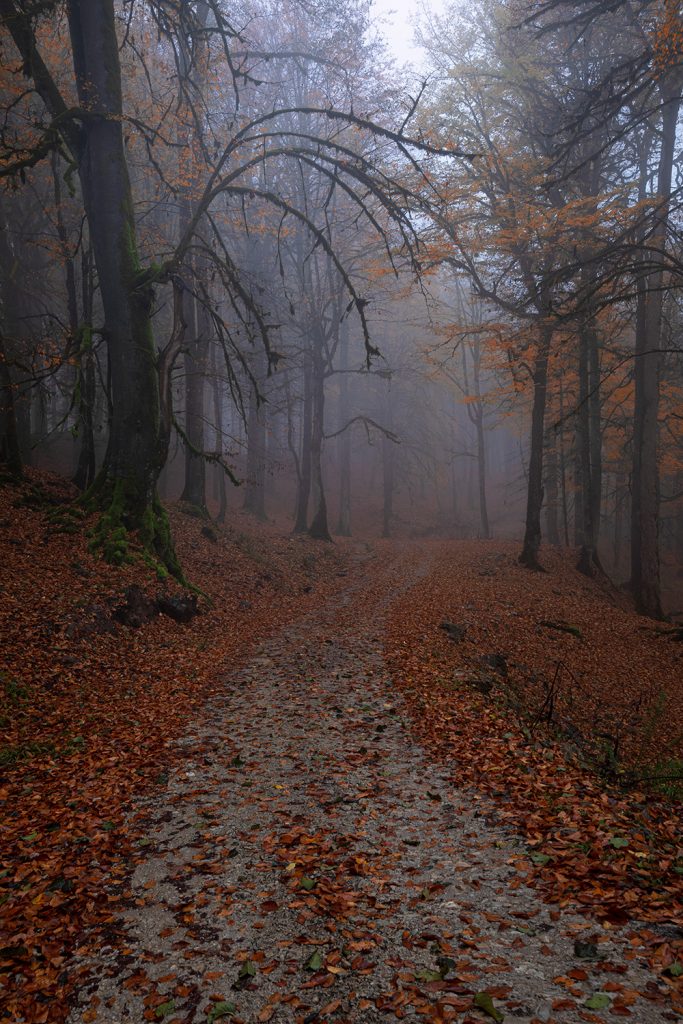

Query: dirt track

[67,552,678,1024]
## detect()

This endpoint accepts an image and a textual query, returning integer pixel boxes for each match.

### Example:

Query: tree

[0,0,467,572]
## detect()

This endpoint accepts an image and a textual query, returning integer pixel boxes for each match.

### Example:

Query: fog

[1,0,682,616]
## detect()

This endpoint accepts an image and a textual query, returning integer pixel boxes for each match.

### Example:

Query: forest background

[0,0,681,620]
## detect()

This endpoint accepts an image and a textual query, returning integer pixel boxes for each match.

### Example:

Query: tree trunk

[631,83,680,617]
[544,428,560,546]
[308,326,331,541]
[558,378,570,546]
[0,331,21,478]
[73,248,97,490]
[381,384,394,538]
[336,319,352,536]
[209,345,228,524]
[180,290,209,514]
[293,345,313,533]
[469,342,490,539]
[576,321,603,575]
[519,325,551,569]
[243,347,267,520]
[65,1,177,571]
[0,198,22,478]
[474,408,490,539]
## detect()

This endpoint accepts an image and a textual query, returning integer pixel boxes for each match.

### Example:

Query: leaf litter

[0,474,681,1023]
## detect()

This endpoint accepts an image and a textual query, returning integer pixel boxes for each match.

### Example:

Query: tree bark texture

[631,80,681,618]
[519,326,551,569]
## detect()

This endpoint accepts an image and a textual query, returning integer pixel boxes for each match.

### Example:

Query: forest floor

[0,471,682,1024]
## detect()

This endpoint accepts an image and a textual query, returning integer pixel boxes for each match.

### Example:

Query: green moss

[0,741,55,768]
[85,476,184,581]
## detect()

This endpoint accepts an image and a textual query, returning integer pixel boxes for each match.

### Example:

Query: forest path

[68,548,671,1024]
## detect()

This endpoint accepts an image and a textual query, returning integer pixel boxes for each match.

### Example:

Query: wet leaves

[2,485,682,1023]
[0,472,353,1023]
[584,992,611,1010]
[207,1002,236,1022]
[473,990,505,1020]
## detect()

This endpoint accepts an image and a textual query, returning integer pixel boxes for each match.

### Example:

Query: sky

[368,0,447,70]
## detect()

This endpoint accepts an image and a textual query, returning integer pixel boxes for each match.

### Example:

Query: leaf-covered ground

[1,474,681,1023]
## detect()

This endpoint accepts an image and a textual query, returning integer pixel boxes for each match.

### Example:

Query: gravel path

[68,551,678,1024]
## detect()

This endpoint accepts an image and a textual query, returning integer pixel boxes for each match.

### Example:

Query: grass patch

[639,758,683,801]
[0,741,55,768]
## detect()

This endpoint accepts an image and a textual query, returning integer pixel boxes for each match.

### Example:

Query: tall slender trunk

[73,247,97,490]
[180,289,209,513]
[472,346,490,539]
[0,198,22,477]
[519,324,552,569]
[382,384,394,538]
[558,378,570,546]
[613,469,627,577]
[631,82,681,617]
[336,319,352,536]
[545,428,560,546]
[243,347,267,520]
[576,321,603,575]
[308,326,331,541]
[475,410,489,539]
[293,344,313,533]
[462,341,489,538]
[0,331,21,478]
[588,326,602,549]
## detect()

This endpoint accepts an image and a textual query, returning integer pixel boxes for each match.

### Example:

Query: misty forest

[1,2,683,1023]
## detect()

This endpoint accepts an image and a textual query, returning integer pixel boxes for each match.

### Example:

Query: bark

[73,249,96,490]
[211,347,228,524]
[613,470,627,577]
[631,81,681,618]
[381,384,394,538]
[466,341,490,539]
[576,322,603,575]
[180,291,209,514]
[0,199,22,477]
[0,331,21,477]
[544,429,560,546]
[558,379,570,546]
[336,319,352,536]
[588,326,602,549]
[293,345,313,533]
[519,325,552,570]
[178,4,210,515]
[64,3,173,567]
[243,347,267,520]
[308,325,331,541]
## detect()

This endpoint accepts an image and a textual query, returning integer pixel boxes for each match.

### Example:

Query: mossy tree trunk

[65,1,176,571]
[2,0,179,569]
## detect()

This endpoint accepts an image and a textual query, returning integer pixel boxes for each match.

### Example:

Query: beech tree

[0,0,465,573]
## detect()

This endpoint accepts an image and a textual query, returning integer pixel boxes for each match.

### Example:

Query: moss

[180,501,209,520]
[85,476,184,581]
[0,740,55,768]
[77,324,93,355]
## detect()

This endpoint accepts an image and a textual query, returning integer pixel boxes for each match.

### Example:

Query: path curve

[68,550,676,1024]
